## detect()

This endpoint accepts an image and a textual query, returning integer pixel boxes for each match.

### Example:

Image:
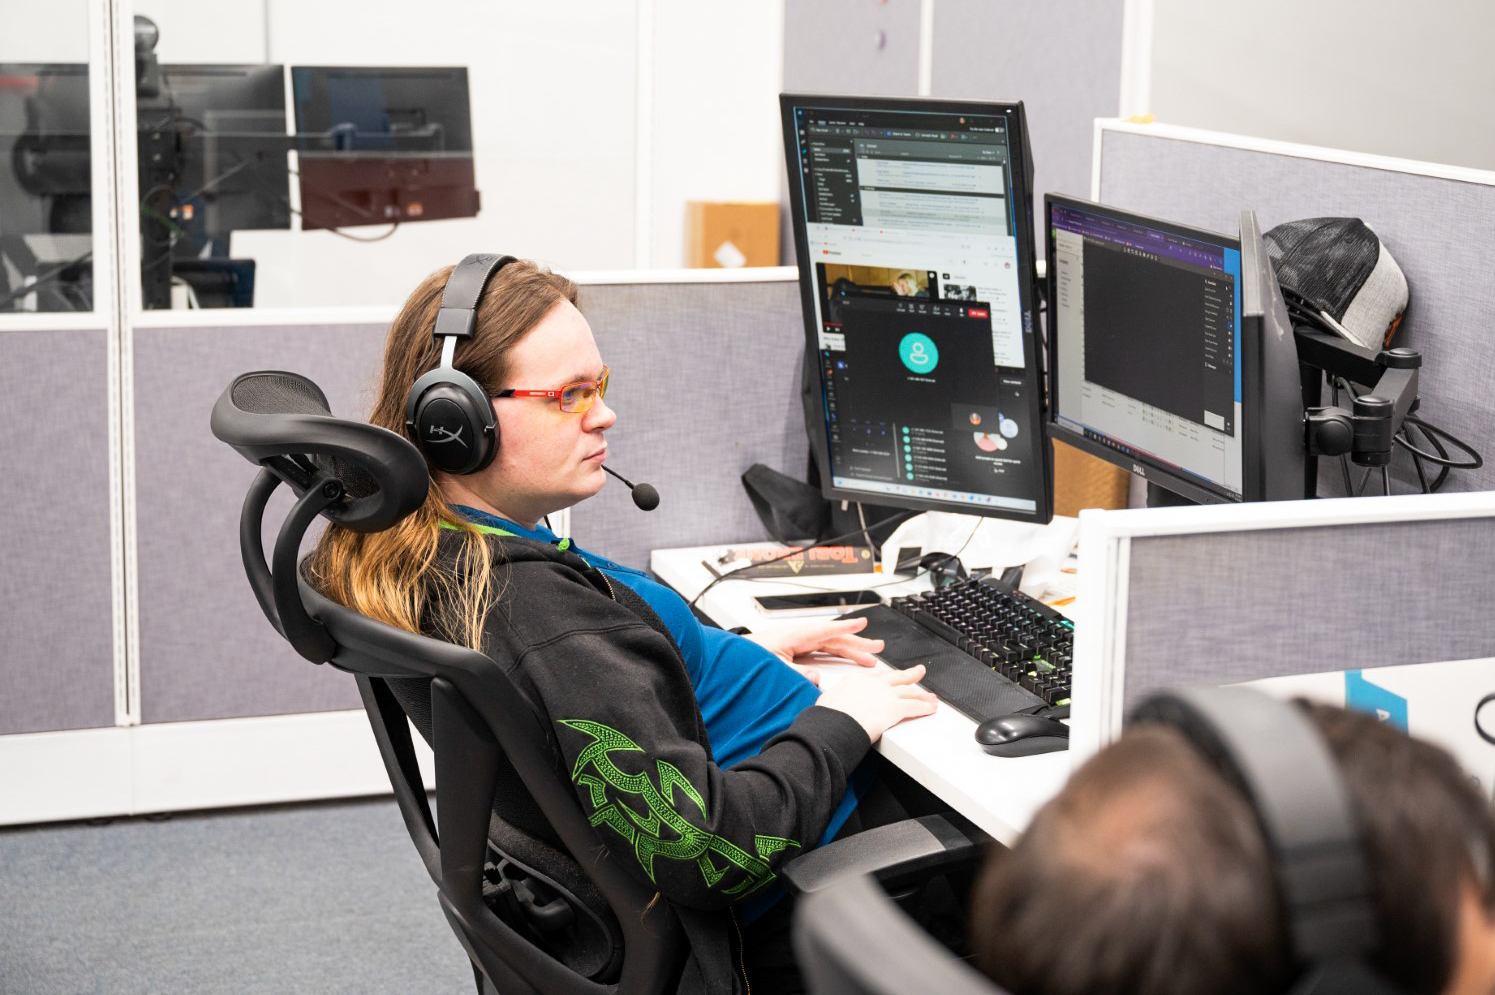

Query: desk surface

[650,543,1073,845]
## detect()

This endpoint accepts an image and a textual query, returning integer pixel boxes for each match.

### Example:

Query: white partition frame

[1069,490,1495,766]
[1089,118,1495,202]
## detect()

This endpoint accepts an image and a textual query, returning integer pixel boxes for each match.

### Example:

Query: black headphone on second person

[405,253,516,475]
[1130,686,1407,995]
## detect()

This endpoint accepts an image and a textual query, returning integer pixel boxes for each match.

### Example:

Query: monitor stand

[1146,482,1198,508]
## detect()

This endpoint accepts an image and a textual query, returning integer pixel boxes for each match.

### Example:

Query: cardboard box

[685,201,781,268]
[1051,438,1131,516]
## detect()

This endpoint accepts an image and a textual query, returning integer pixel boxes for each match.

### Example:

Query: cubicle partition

[0,326,117,737]
[1093,120,1495,495]
[0,271,807,825]
[1071,492,1495,782]
[568,275,807,568]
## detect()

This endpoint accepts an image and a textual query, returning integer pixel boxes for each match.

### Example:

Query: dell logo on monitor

[1132,463,1147,477]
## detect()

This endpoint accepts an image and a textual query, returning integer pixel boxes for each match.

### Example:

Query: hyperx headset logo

[426,424,467,448]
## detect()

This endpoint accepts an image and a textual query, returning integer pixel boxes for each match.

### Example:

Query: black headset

[405,253,516,475]
[1129,686,1406,995]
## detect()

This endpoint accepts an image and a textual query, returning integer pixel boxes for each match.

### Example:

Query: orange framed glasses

[496,366,610,413]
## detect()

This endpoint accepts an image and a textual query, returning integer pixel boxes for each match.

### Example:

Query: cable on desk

[854,502,878,565]
[688,511,916,609]
[692,514,987,609]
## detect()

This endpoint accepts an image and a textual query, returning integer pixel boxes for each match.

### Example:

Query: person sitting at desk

[969,701,1495,995]
[307,256,939,994]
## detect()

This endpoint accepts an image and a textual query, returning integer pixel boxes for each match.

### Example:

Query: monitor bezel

[779,92,1052,524]
[1043,193,1257,505]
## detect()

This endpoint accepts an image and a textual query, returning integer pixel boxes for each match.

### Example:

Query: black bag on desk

[739,348,904,546]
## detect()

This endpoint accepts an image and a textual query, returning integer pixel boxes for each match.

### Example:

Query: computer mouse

[974,713,1071,757]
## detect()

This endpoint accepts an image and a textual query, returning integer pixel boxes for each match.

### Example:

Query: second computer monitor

[1045,195,1306,504]
[781,94,1052,523]
[291,66,479,231]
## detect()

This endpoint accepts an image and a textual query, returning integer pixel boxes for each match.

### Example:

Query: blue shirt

[453,508,867,917]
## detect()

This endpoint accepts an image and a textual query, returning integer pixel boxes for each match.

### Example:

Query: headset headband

[1131,687,1404,995]
[434,253,517,340]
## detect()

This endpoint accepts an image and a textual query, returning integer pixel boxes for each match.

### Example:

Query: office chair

[793,874,1007,995]
[211,369,985,995]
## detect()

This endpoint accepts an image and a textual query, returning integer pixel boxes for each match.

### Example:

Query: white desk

[650,543,1073,846]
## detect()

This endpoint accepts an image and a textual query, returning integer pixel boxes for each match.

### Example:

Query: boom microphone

[601,464,660,511]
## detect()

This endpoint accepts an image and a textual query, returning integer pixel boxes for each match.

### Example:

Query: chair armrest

[794,875,1007,995]
[781,813,989,897]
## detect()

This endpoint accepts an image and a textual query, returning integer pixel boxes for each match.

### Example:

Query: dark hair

[971,701,1495,995]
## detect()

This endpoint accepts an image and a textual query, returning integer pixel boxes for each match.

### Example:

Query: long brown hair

[307,259,580,648]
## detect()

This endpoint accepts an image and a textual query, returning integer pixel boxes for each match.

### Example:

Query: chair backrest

[211,370,683,995]
[793,874,1006,995]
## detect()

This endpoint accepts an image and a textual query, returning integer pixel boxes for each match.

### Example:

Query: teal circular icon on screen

[899,333,939,374]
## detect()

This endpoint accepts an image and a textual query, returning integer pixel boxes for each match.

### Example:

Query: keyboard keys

[893,575,1075,706]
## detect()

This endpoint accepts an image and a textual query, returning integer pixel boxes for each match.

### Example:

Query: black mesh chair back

[210,371,683,994]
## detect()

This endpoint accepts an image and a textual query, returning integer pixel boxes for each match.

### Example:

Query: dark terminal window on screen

[1048,201,1244,499]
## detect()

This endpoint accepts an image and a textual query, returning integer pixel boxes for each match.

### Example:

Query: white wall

[137,0,639,307]
[131,0,789,307]
[0,0,90,62]
[1149,0,1495,171]
[648,1,786,269]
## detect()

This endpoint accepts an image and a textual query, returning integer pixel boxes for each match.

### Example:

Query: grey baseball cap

[1263,217,1408,351]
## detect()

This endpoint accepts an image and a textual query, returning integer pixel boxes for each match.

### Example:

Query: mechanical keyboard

[845,575,1075,723]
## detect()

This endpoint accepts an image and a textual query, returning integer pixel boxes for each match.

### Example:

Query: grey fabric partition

[133,322,386,723]
[1118,518,1495,712]
[782,0,922,98]
[1098,129,1495,494]
[931,0,1124,239]
[134,278,807,724]
[570,279,808,570]
[0,329,116,735]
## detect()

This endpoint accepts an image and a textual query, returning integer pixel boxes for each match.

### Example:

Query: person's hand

[748,616,885,681]
[815,664,937,743]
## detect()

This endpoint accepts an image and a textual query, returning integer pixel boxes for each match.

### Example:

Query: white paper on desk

[880,512,1079,596]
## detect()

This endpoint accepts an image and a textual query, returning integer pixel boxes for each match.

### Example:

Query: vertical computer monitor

[290,66,479,230]
[158,64,292,254]
[780,94,1052,524]
[1044,195,1306,503]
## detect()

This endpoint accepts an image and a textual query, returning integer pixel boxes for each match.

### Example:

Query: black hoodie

[437,528,873,993]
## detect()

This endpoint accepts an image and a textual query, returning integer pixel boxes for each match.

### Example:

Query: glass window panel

[0,1,95,314]
[132,0,639,310]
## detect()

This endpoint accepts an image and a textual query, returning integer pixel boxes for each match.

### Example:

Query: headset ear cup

[406,253,516,475]
[411,381,496,474]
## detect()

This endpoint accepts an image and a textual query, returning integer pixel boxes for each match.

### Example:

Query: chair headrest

[211,370,429,532]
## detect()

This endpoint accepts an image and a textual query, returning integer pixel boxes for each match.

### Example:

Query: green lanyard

[440,519,572,551]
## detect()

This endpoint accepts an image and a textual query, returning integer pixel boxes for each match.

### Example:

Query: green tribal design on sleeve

[557,718,799,897]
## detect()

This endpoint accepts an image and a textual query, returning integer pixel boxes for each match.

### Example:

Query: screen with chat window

[783,96,1049,519]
